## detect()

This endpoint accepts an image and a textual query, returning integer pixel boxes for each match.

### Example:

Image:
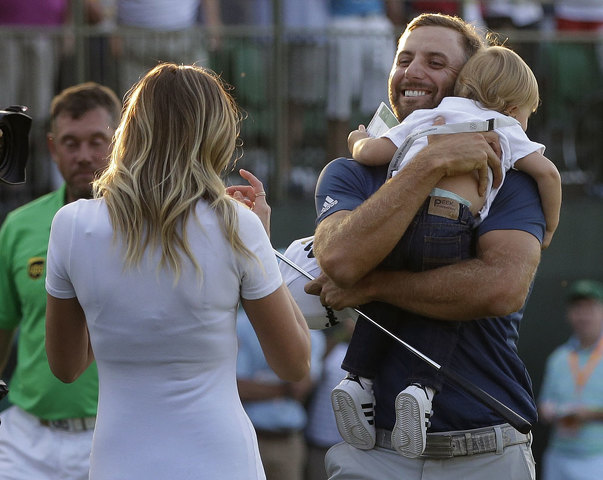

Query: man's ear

[47,133,58,164]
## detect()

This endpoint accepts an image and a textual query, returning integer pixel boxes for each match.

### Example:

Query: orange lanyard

[568,335,603,395]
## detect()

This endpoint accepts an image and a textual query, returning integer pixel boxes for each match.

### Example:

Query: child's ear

[505,105,519,118]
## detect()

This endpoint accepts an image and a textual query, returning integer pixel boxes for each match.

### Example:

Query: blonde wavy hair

[94,63,251,279]
[454,45,540,114]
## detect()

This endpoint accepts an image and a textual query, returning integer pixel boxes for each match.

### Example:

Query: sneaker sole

[391,391,426,458]
[331,389,375,450]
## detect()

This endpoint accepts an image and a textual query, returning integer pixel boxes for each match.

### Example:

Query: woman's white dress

[46,198,282,479]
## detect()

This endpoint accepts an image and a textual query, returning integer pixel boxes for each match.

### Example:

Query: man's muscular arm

[309,228,541,321]
[314,129,502,288]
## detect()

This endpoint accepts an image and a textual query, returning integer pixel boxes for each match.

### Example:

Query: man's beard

[389,85,455,121]
[70,182,95,201]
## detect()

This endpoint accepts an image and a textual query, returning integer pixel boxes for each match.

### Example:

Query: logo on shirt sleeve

[27,257,45,279]
[319,196,338,216]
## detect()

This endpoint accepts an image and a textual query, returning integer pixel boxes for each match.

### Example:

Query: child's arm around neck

[348,124,398,166]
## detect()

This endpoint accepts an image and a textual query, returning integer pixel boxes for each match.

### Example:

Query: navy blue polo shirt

[314,157,545,432]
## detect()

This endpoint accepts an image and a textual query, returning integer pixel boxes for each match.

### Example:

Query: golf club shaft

[275,249,532,434]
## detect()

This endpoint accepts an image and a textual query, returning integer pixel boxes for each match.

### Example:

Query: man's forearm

[315,155,442,288]
[362,229,541,321]
[363,262,508,321]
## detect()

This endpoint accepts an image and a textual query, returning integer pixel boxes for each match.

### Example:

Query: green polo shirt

[0,185,98,419]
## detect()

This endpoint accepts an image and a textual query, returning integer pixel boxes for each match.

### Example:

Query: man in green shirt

[0,82,121,479]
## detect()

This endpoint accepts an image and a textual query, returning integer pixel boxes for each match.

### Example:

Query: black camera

[0,379,6,401]
[0,106,31,184]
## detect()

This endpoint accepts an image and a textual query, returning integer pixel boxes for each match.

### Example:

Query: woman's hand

[226,169,271,236]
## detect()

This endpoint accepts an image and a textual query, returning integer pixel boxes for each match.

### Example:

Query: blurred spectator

[0,0,69,193]
[58,0,117,98]
[283,0,329,193]
[387,1,483,28]
[536,0,603,173]
[554,0,603,32]
[304,319,355,480]
[481,0,544,68]
[482,0,543,31]
[237,309,326,480]
[401,0,462,20]
[214,0,330,194]
[539,279,603,480]
[212,0,272,147]
[325,0,396,161]
[111,0,221,97]
[540,0,603,120]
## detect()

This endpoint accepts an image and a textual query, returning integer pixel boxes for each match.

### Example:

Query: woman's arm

[242,284,311,382]
[45,294,94,383]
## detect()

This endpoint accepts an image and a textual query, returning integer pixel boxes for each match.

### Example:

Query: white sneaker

[331,375,376,450]
[391,384,434,458]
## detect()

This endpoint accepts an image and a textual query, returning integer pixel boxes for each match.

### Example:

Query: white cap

[279,236,358,330]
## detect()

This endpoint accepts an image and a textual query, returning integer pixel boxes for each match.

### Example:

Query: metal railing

[1,19,603,222]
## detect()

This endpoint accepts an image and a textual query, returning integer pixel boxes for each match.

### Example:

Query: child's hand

[542,230,554,250]
[347,125,369,154]
[542,213,559,250]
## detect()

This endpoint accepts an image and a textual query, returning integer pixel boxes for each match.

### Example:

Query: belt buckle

[49,419,71,431]
[41,417,95,432]
[422,434,454,458]
[451,429,495,457]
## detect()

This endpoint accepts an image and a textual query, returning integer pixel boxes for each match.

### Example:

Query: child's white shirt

[383,97,545,224]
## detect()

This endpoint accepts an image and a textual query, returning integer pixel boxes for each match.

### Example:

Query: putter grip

[439,365,532,434]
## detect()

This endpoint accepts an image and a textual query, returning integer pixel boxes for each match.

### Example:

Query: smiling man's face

[388,25,467,121]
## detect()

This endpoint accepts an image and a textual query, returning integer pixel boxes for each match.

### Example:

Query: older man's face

[568,298,603,347]
[48,107,115,203]
[389,25,467,121]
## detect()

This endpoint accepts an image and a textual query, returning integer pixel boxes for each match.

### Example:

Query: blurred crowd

[2,2,603,479]
[1,0,603,210]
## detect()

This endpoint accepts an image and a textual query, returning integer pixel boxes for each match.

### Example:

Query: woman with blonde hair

[45,63,311,479]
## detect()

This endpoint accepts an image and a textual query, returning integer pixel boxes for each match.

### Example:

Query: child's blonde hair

[454,45,540,114]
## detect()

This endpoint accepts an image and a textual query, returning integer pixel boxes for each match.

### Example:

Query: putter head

[279,236,357,330]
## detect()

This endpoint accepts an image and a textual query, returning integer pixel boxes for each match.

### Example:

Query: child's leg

[387,197,475,457]
[333,303,399,450]
[402,197,474,389]
[389,318,457,458]
[408,318,461,391]
[340,302,399,378]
